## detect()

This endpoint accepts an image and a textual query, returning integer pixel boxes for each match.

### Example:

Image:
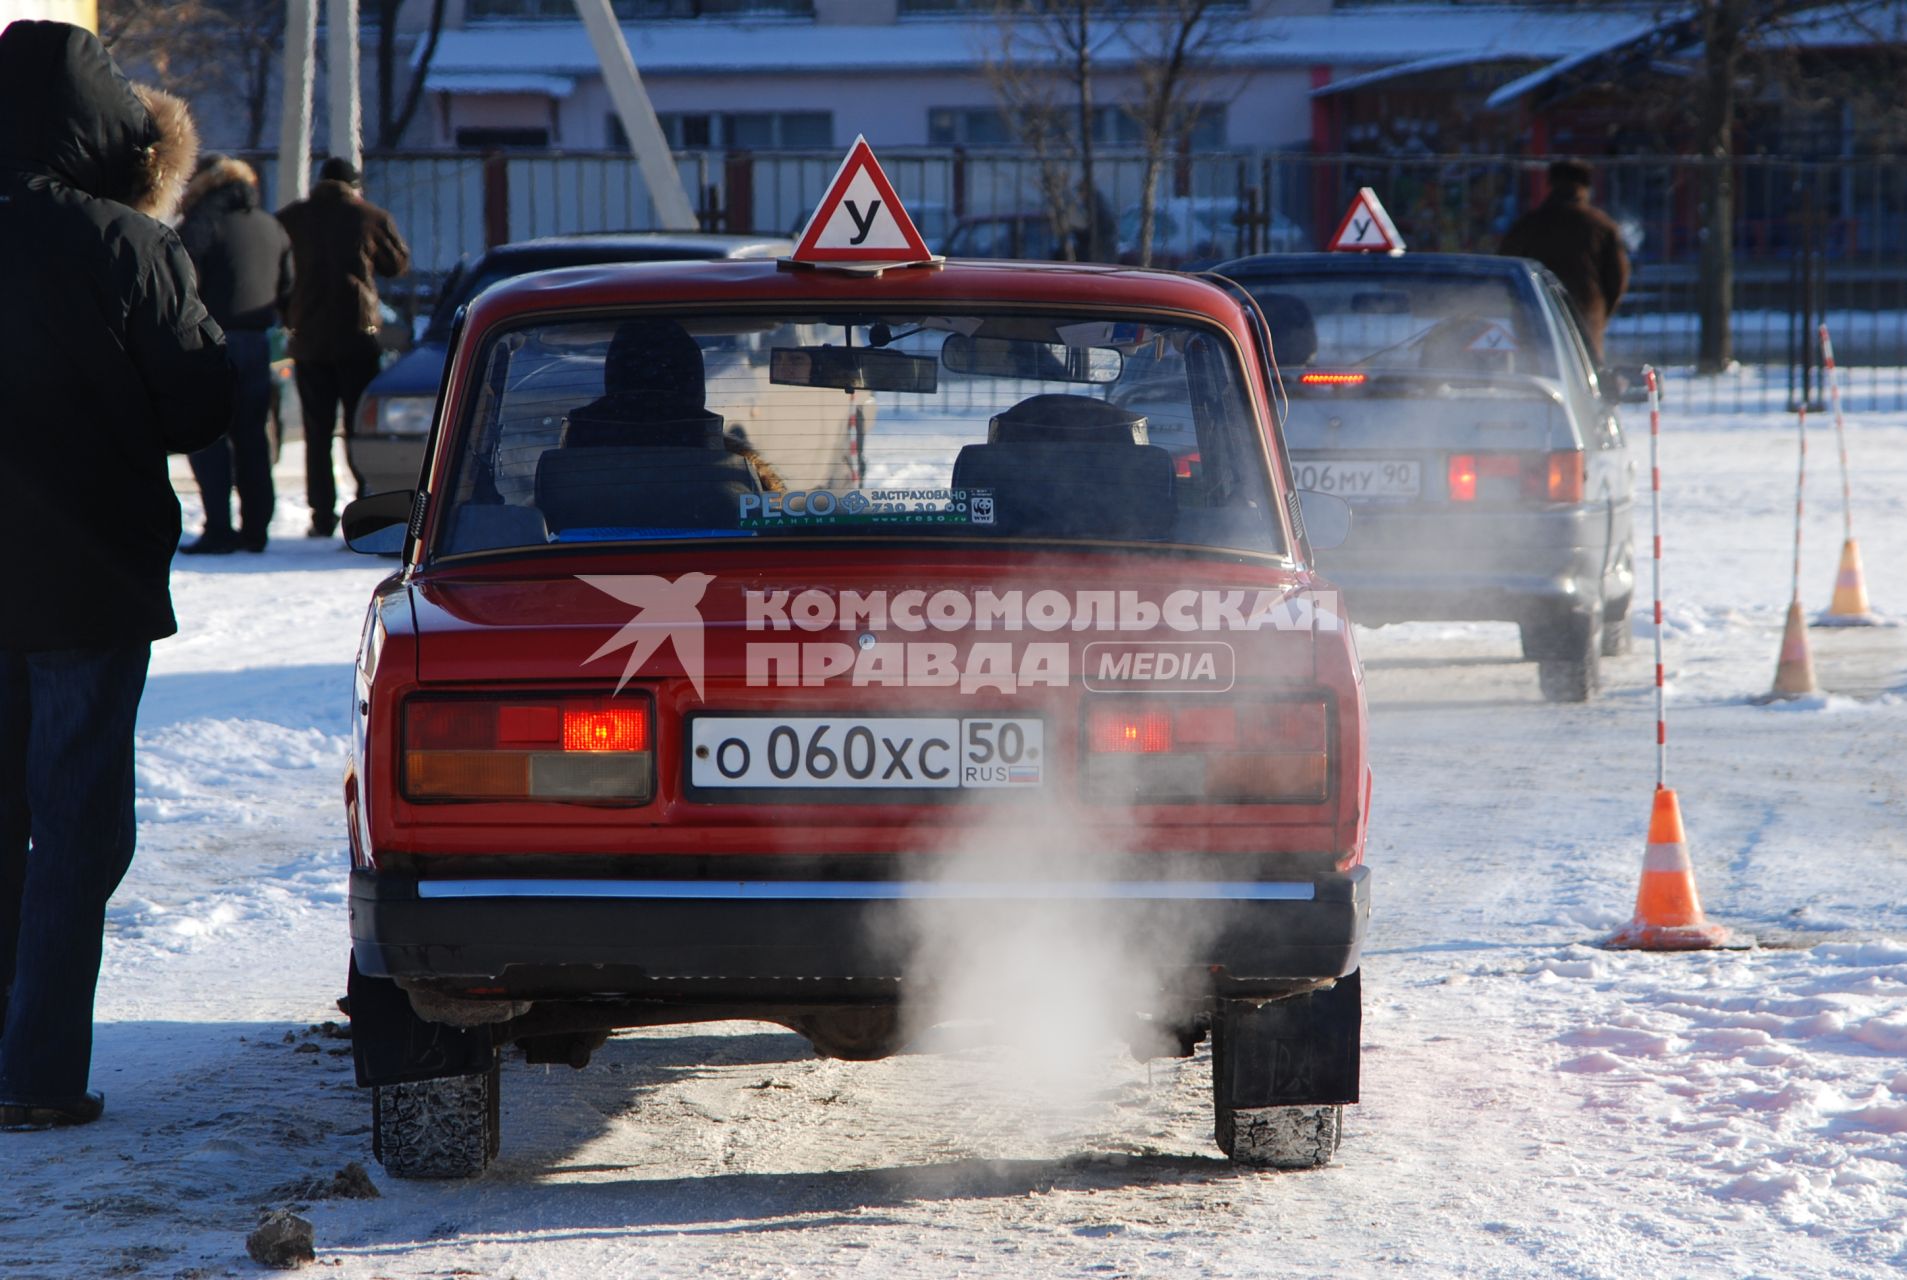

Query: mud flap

[1214,969,1361,1109]
[348,958,497,1088]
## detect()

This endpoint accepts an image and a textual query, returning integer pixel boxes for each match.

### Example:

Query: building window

[471,0,814,17]
[456,127,552,150]
[636,111,832,150]
[927,107,1014,147]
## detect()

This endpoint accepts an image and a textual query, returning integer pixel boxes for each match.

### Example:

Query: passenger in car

[563,317,786,492]
[564,317,726,449]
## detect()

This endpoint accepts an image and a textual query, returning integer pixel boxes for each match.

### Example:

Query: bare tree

[99,0,221,97]
[221,0,286,150]
[1120,0,1245,267]
[981,0,1118,260]
[375,0,449,149]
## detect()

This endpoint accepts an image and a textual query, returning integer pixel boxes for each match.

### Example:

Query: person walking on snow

[179,155,293,555]
[0,20,233,1131]
[1499,158,1631,362]
[277,157,409,538]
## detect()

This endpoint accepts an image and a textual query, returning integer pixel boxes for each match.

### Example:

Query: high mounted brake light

[1299,372,1368,387]
[1083,699,1330,804]
[405,695,655,803]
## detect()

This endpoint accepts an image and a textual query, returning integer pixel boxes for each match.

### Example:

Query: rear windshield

[1239,273,1555,380]
[432,309,1282,558]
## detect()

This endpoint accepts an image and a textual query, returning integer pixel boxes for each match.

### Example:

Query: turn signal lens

[1546,450,1585,503]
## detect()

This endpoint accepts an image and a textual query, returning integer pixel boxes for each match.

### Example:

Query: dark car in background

[942,212,1057,260]
[350,233,793,495]
[1211,252,1636,701]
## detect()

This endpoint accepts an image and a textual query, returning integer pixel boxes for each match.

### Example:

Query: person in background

[1499,158,1630,361]
[179,155,293,555]
[0,20,233,1131]
[277,156,409,538]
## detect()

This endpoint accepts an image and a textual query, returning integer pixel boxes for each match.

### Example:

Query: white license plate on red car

[1292,459,1421,499]
[689,717,1044,790]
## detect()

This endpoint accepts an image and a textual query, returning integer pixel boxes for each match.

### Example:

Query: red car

[340,255,1371,1178]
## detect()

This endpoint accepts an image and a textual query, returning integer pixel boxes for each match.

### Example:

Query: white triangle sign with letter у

[791,135,938,268]
[1326,187,1405,254]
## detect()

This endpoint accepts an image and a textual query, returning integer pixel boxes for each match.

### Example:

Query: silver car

[1210,252,1636,701]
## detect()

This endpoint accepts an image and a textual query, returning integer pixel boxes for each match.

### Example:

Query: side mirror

[342,490,416,556]
[1297,490,1352,551]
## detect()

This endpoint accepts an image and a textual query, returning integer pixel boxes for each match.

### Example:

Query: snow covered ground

[3,404,1905,1279]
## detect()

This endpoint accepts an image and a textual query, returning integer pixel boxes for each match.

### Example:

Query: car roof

[482,232,794,264]
[1214,251,1540,281]
[461,257,1251,331]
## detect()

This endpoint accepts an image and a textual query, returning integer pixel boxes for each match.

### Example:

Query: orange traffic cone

[1606,788,1729,951]
[1817,537,1875,625]
[1769,599,1817,698]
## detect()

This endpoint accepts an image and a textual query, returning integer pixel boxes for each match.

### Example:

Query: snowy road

[3,411,1905,1279]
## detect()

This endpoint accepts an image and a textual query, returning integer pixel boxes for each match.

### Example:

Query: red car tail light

[1449,451,1585,504]
[1083,698,1330,803]
[404,695,654,803]
[1447,453,1479,502]
[1299,372,1368,387]
[1088,706,1173,753]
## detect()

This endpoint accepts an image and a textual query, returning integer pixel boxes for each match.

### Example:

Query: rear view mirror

[342,490,416,556]
[1297,489,1352,551]
[941,333,1122,384]
[771,346,938,394]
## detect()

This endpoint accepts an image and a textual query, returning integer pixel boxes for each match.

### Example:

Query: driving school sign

[790,135,938,267]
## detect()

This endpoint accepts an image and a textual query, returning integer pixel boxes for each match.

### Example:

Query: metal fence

[335,148,1907,415]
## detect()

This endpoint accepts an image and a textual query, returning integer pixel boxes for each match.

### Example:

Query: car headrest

[988,394,1149,446]
[562,398,726,449]
[535,445,760,532]
[1256,292,1318,367]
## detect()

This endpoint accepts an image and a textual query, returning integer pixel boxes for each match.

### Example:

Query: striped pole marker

[1817,324,1875,623]
[1647,366,1667,788]
[1771,404,1817,697]
[1608,367,1727,951]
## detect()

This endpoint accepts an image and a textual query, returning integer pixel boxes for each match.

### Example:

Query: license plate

[1292,459,1420,499]
[689,717,1044,790]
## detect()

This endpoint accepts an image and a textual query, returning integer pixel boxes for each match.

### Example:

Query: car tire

[371,1066,500,1179]
[1538,611,1601,703]
[1217,1103,1344,1170]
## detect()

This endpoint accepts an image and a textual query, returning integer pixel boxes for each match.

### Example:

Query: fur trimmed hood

[0,21,198,219]
[181,155,260,219]
[129,84,199,221]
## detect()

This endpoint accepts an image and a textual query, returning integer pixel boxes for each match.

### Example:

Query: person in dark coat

[277,157,409,537]
[179,155,293,554]
[0,20,233,1131]
[1499,158,1631,361]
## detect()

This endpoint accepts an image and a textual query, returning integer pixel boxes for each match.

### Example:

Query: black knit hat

[318,155,360,186]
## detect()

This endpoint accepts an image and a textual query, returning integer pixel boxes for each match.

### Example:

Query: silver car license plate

[1292,459,1421,499]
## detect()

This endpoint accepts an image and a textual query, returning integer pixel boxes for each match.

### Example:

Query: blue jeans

[0,645,149,1105]
[188,329,276,543]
